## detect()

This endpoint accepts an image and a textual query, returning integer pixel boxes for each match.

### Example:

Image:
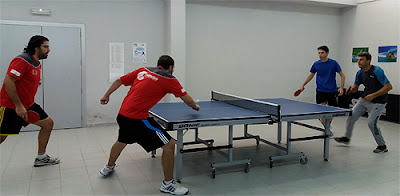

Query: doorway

[0,21,86,131]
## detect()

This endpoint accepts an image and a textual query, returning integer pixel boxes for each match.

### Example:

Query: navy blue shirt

[310,58,342,93]
[354,65,389,103]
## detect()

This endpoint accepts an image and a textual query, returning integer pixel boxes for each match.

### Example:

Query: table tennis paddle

[294,89,302,97]
[345,85,352,95]
[27,110,40,123]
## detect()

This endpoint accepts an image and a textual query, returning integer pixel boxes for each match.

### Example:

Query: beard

[39,52,48,59]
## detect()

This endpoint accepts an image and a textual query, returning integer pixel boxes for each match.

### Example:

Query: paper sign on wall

[109,43,124,82]
[133,42,146,63]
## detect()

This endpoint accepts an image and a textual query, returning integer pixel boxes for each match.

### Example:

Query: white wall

[1,0,397,126]
[162,0,187,103]
[339,0,400,94]
[186,2,342,102]
[0,0,165,125]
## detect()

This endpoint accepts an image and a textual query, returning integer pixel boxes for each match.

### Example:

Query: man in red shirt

[99,55,199,195]
[0,35,60,167]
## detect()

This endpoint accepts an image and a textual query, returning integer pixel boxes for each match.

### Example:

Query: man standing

[335,52,392,153]
[0,35,60,166]
[299,45,345,135]
[99,55,199,195]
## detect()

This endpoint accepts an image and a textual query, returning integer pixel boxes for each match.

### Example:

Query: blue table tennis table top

[150,97,352,180]
[149,98,351,129]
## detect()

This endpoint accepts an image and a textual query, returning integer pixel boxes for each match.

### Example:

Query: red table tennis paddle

[345,85,352,95]
[294,89,302,97]
[27,110,40,123]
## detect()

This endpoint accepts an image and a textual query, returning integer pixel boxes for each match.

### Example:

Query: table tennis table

[149,91,352,181]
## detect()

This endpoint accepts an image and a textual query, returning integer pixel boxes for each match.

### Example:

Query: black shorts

[0,103,49,135]
[116,114,172,152]
[316,91,338,107]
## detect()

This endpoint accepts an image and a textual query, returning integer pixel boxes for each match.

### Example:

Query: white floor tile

[0,117,398,195]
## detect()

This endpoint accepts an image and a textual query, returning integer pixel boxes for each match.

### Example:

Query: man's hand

[192,104,200,111]
[100,96,110,105]
[300,85,305,92]
[338,88,344,96]
[345,86,353,95]
[15,105,27,121]
[363,94,375,102]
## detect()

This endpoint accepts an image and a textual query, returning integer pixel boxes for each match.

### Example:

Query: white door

[42,26,82,129]
[0,24,43,131]
[0,23,83,131]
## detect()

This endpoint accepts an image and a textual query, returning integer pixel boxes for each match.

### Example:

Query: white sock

[163,180,173,185]
[37,154,46,159]
[106,165,115,169]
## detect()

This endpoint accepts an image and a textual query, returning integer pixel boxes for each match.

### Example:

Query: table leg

[228,125,233,162]
[286,121,291,154]
[176,129,184,182]
[278,122,282,143]
[323,119,330,161]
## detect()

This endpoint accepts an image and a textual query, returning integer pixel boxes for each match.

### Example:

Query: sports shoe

[334,137,350,144]
[160,180,189,195]
[100,165,115,176]
[373,145,388,153]
[34,154,60,167]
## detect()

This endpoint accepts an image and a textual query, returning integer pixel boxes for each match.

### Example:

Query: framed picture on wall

[378,46,397,62]
[352,47,369,62]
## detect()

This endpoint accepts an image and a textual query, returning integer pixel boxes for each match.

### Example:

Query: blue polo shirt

[310,58,342,93]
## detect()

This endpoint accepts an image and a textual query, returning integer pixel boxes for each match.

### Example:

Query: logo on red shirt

[137,71,158,81]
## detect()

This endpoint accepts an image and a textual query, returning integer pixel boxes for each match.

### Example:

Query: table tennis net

[211,91,281,120]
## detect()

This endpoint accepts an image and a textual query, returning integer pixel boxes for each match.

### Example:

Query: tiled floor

[1,117,399,195]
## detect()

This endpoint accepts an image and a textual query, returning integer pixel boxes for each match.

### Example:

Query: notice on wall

[133,42,147,63]
[109,42,124,82]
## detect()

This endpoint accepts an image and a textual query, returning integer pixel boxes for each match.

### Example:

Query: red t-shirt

[119,67,187,119]
[0,54,41,109]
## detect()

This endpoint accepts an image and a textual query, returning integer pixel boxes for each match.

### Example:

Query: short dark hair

[157,55,174,69]
[317,45,329,53]
[24,35,49,55]
[357,52,372,61]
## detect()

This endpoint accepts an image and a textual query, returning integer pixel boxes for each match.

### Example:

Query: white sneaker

[160,180,189,195]
[100,165,115,176]
[34,154,60,167]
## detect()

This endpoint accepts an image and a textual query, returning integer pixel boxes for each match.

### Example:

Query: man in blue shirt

[299,46,345,135]
[335,52,392,153]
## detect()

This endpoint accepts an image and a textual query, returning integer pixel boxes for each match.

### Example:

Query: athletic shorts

[316,91,338,107]
[116,114,172,152]
[0,103,49,135]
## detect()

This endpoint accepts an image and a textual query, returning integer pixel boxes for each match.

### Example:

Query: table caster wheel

[245,163,250,173]
[300,157,308,165]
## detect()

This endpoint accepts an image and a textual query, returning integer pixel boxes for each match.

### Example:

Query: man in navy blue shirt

[335,52,392,153]
[300,46,345,136]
